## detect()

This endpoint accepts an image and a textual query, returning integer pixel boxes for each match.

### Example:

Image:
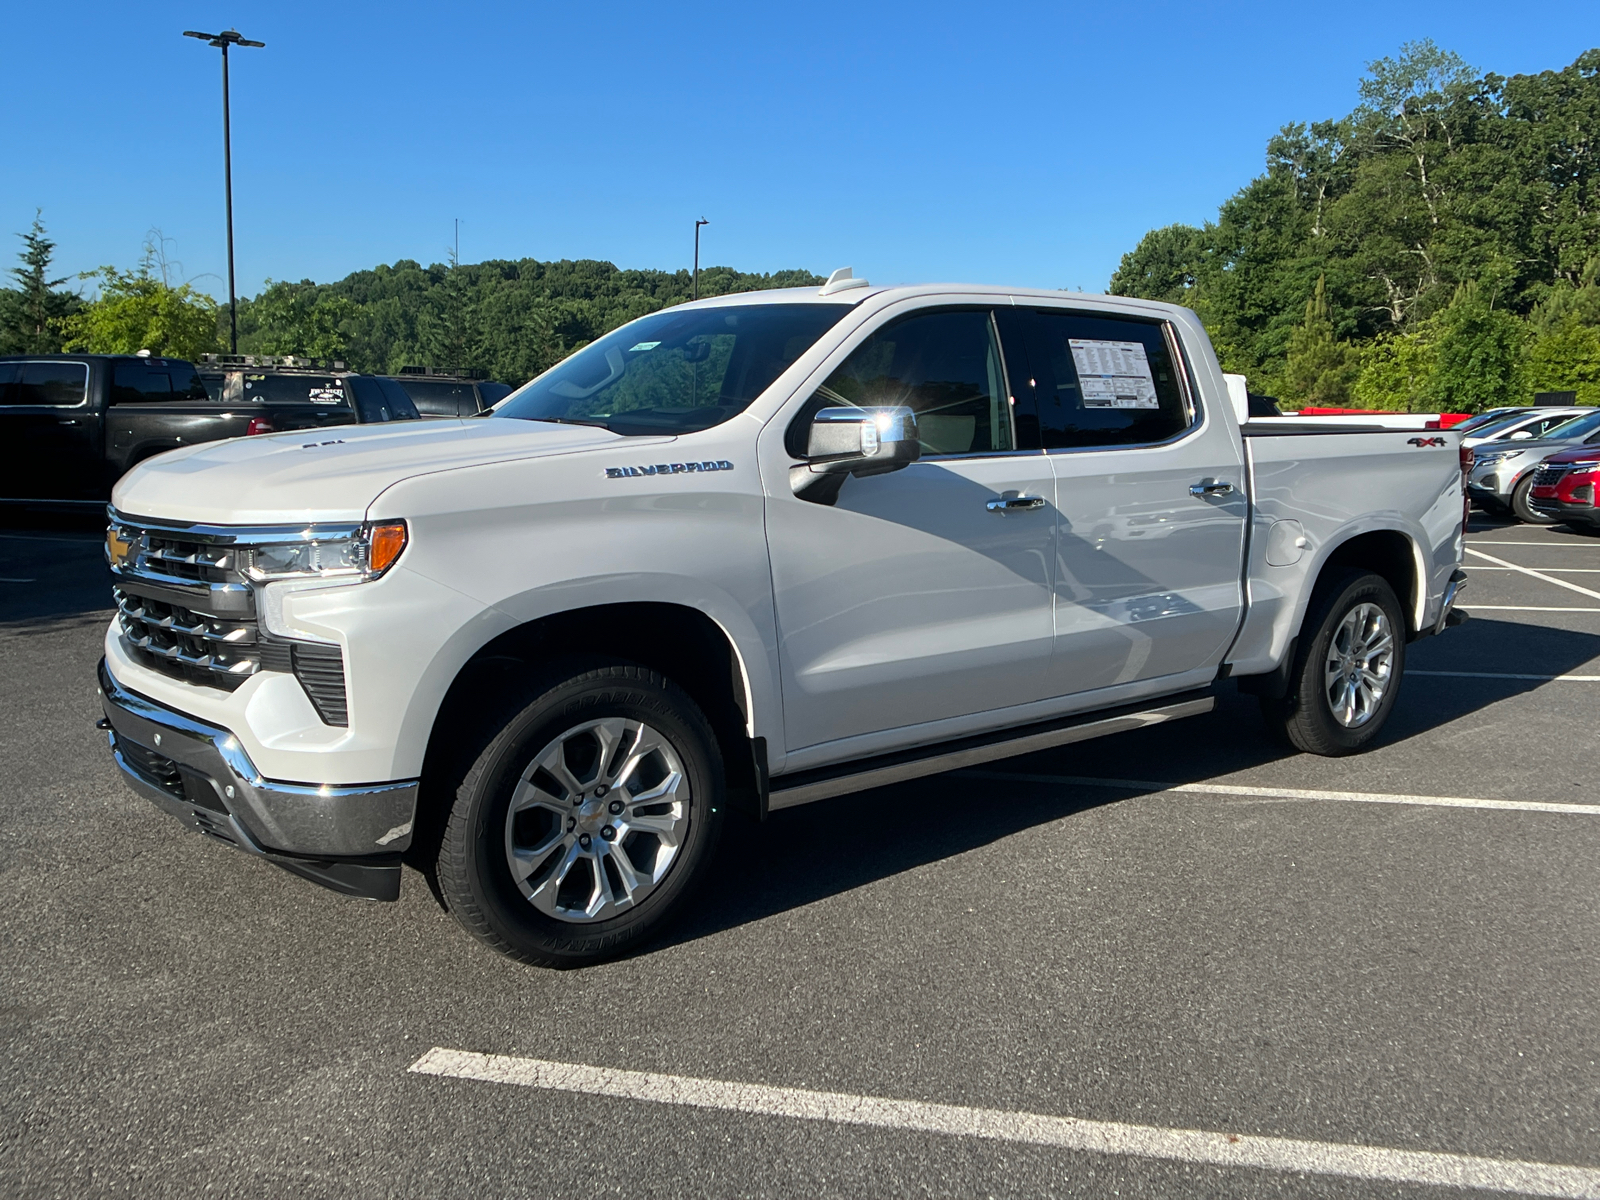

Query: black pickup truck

[0,354,419,506]
[385,367,513,417]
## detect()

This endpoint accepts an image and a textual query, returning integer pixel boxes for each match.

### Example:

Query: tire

[1259,570,1406,756]
[437,660,725,967]
[1511,474,1557,525]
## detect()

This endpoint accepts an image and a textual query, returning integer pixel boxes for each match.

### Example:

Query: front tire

[1259,571,1406,756]
[437,661,725,967]
[1511,474,1557,525]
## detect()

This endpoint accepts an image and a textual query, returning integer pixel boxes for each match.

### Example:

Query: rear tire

[1259,570,1406,756]
[437,660,725,967]
[1511,474,1557,525]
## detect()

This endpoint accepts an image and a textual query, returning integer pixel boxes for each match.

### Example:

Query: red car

[1528,445,1600,528]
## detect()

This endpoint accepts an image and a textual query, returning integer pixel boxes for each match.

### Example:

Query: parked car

[0,354,421,506]
[1527,445,1600,528]
[385,368,513,418]
[1468,409,1600,522]
[98,278,1468,965]
[1452,407,1538,436]
[1458,405,1589,449]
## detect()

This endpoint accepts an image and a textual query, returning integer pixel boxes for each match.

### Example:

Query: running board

[766,692,1215,812]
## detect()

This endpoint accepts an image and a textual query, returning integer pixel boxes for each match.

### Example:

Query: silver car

[1459,406,1589,449]
[1469,408,1600,522]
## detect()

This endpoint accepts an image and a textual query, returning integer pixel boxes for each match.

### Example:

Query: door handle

[58,417,80,425]
[1189,480,1235,496]
[987,495,1046,512]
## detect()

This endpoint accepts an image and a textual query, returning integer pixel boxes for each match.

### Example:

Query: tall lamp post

[693,218,709,301]
[183,28,265,355]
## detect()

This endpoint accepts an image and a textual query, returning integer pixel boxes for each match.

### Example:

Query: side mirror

[791,406,919,504]
[1509,430,1533,440]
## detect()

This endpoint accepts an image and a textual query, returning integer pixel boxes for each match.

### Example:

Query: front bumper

[98,658,418,900]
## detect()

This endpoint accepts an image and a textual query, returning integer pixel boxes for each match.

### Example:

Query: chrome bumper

[1433,568,1469,636]
[97,659,417,900]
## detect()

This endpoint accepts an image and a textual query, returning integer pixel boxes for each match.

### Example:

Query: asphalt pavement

[1,511,1597,1198]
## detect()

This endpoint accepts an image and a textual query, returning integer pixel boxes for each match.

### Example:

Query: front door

[764,306,1057,756]
[1007,305,1248,695]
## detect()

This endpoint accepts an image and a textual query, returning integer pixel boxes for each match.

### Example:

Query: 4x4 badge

[605,461,733,478]
[1407,436,1447,447]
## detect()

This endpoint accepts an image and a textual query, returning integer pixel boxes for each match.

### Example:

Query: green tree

[1351,332,1437,411]
[246,280,357,359]
[1108,224,1203,305]
[0,210,81,354]
[1525,317,1600,404]
[59,240,221,361]
[1284,275,1359,404]
[1426,282,1528,411]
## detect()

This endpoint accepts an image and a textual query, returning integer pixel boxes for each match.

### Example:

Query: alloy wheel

[503,717,691,922]
[1322,602,1395,728]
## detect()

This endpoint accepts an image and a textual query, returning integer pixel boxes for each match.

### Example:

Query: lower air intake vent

[292,641,348,727]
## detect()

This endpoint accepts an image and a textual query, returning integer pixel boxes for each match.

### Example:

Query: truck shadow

[0,511,114,630]
[661,615,1600,953]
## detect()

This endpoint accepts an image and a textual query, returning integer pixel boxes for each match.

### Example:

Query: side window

[6,361,90,406]
[398,380,466,417]
[112,360,178,404]
[791,309,1012,457]
[1017,309,1192,449]
[376,378,420,420]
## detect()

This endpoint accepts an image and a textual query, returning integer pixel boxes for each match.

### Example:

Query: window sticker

[1068,339,1159,409]
[628,341,661,352]
[307,386,344,404]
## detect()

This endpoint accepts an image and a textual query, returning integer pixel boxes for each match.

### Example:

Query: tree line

[1110,42,1600,411]
[0,216,821,386]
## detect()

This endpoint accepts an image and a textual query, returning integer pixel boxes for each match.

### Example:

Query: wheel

[437,661,725,967]
[1259,571,1405,756]
[1511,474,1557,525]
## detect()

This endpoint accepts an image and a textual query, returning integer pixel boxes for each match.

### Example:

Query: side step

[766,691,1215,812]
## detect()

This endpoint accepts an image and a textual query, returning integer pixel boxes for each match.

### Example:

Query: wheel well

[413,603,758,861]
[1316,530,1418,635]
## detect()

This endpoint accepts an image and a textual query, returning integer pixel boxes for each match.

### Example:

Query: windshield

[1453,409,1522,434]
[1540,410,1600,441]
[1462,412,1537,438]
[492,303,851,435]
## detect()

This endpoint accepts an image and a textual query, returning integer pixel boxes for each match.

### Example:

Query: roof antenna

[819,266,870,296]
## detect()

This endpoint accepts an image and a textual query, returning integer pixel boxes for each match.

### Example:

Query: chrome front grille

[114,587,260,688]
[108,512,350,725]
[1532,463,1585,488]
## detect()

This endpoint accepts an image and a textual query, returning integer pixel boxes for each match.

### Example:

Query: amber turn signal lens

[367,520,407,576]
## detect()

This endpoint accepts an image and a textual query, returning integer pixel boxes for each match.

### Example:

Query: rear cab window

[1004,308,1194,449]
[110,358,208,403]
[240,374,349,406]
[396,379,477,417]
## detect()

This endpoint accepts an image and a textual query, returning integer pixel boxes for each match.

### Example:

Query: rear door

[763,304,1058,756]
[1005,305,1247,696]
[0,359,98,500]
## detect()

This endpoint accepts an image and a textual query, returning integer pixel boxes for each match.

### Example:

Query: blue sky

[4,2,1595,300]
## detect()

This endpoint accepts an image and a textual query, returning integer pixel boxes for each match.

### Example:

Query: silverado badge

[605,460,733,479]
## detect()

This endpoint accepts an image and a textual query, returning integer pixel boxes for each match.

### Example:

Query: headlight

[1478,449,1526,465]
[241,520,408,581]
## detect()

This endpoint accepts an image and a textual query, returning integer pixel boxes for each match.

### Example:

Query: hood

[112,417,655,524]
[1476,433,1597,460]
[1545,445,1600,466]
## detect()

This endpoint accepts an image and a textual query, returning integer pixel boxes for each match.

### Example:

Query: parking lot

[1,512,1597,1199]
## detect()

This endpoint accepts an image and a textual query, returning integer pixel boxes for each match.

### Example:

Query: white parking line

[409,1049,1600,1198]
[1461,605,1600,612]
[1408,670,1600,682]
[1465,540,1600,548]
[1465,548,1600,601]
[956,771,1600,815]
[1466,566,1600,573]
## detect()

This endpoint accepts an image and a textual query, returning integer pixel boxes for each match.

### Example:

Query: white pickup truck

[99,276,1470,966]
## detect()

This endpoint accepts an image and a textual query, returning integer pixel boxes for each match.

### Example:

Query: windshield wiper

[515,416,613,430]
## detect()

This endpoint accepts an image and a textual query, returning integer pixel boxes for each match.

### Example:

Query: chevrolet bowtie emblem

[106,527,133,571]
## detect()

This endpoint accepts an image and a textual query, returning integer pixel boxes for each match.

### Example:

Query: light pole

[693,218,709,301]
[183,28,265,355]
